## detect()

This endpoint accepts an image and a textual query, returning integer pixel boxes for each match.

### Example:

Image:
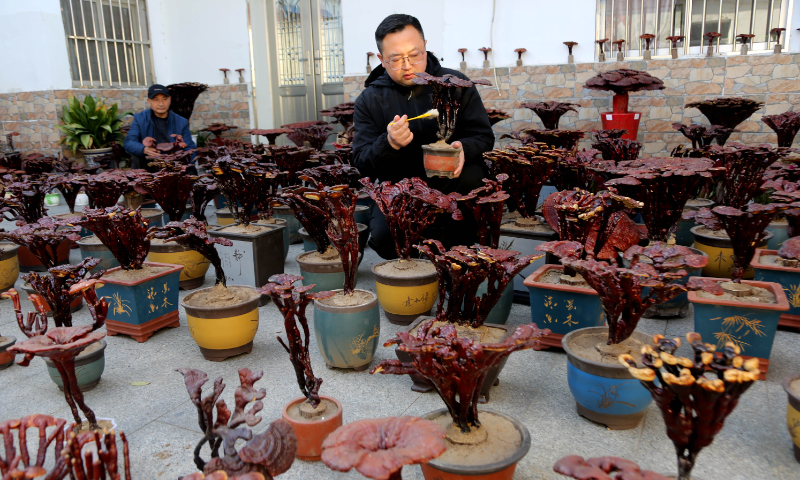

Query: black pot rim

[405,316,512,336]
[691,225,773,249]
[421,408,531,475]
[44,339,106,368]
[181,284,260,318]
[562,326,651,379]
[313,288,377,313]
[371,259,438,286]
[783,373,800,410]
[0,244,19,261]
[296,251,362,272]
[0,335,16,350]
[209,223,284,240]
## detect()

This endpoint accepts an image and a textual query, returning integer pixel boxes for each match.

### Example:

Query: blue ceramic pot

[753,249,800,330]
[296,251,361,293]
[299,224,368,265]
[274,205,302,244]
[766,220,790,250]
[689,277,789,377]
[563,327,653,430]
[44,340,106,391]
[99,262,183,343]
[474,281,514,325]
[524,264,604,350]
[77,236,121,271]
[498,218,559,303]
[675,198,714,247]
[313,289,380,370]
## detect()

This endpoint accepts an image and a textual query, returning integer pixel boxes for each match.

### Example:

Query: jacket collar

[364,52,442,90]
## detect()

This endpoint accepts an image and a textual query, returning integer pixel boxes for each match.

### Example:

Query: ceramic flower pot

[419,408,531,480]
[22,282,82,317]
[147,240,210,290]
[688,277,789,380]
[782,373,800,463]
[77,235,120,271]
[160,205,192,225]
[691,225,771,279]
[397,317,511,403]
[43,340,106,391]
[299,224,369,265]
[524,264,604,350]
[766,220,789,250]
[0,243,20,293]
[214,208,259,227]
[476,281,515,325]
[562,327,654,430]
[498,219,558,303]
[282,395,343,461]
[99,262,184,343]
[675,199,715,247]
[600,112,641,140]
[371,259,438,325]
[313,289,380,370]
[181,285,260,361]
[254,218,290,261]
[422,143,462,178]
[273,204,303,244]
[208,223,286,306]
[141,208,164,229]
[753,249,800,330]
[17,240,70,272]
[80,147,113,168]
[353,204,370,227]
[296,251,361,294]
[0,335,16,369]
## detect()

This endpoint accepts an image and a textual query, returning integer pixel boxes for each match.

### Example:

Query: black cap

[147,84,171,99]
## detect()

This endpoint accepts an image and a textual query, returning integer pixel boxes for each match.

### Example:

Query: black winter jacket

[352,53,495,183]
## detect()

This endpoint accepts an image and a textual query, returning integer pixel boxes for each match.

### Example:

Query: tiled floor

[1,200,798,480]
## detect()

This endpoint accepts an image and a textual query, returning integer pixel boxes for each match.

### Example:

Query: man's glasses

[386,51,425,70]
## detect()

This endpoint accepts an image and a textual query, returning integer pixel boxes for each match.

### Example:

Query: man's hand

[387,115,413,150]
[143,147,161,157]
[451,141,466,178]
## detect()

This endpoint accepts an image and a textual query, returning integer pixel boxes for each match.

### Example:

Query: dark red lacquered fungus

[509,128,585,151]
[177,367,297,479]
[84,171,130,209]
[320,102,356,144]
[592,131,642,161]
[64,427,133,480]
[521,101,579,130]
[584,69,665,114]
[209,155,281,225]
[299,164,362,189]
[763,111,800,148]
[281,121,334,151]
[0,175,50,224]
[412,73,491,143]
[640,33,655,50]
[247,128,295,146]
[672,123,735,149]
[564,42,578,55]
[484,107,511,126]
[483,145,560,217]
[666,35,685,48]
[0,415,70,479]
[554,455,671,480]
[620,333,759,480]
[167,82,209,121]
[478,47,491,61]
[705,143,790,208]
[23,257,103,328]
[596,39,609,55]
[0,216,80,268]
[772,27,786,44]
[192,176,219,223]
[612,39,625,53]
[132,163,199,222]
[47,172,86,214]
[685,97,763,144]
[74,206,150,270]
[454,174,509,249]
[147,218,233,286]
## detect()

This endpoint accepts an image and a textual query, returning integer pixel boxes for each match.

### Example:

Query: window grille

[318,0,344,84]
[596,0,790,58]
[275,0,306,86]
[60,0,153,87]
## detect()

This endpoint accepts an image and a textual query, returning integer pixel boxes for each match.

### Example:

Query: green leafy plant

[57,95,132,154]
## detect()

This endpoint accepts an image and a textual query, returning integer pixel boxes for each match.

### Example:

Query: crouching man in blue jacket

[123,84,196,170]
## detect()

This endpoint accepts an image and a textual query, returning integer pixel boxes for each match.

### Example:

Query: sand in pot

[79,235,103,245]
[501,217,554,234]
[75,419,114,435]
[286,398,339,422]
[316,290,374,307]
[791,379,800,397]
[685,198,711,208]
[410,320,507,344]
[696,281,776,304]
[103,265,171,282]
[695,226,731,239]
[428,411,521,466]
[299,247,342,264]
[217,224,268,235]
[760,254,800,268]
[184,284,259,308]
[374,259,436,278]
[569,332,647,365]
[538,268,590,288]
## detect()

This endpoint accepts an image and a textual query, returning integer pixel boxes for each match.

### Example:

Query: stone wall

[344,53,800,155]
[0,84,251,157]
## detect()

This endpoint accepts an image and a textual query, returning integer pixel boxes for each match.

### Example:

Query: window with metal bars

[596,0,790,58]
[318,0,343,84]
[60,0,154,87]
[275,0,306,86]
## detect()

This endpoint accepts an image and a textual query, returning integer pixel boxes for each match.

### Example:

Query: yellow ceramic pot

[181,285,260,361]
[691,226,771,280]
[0,244,20,292]
[371,259,438,325]
[783,373,800,463]
[147,240,210,290]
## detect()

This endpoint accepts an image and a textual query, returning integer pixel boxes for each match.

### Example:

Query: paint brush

[388,109,439,126]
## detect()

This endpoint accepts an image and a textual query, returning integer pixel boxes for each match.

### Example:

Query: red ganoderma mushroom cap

[458,48,467,53]
[9,326,105,360]
[553,455,672,480]
[321,416,446,480]
[736,33,756,43]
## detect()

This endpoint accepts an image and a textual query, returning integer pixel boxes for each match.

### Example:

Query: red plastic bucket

[600,112,641,141]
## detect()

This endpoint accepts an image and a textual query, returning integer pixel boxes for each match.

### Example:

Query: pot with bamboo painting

[753,242,800,330]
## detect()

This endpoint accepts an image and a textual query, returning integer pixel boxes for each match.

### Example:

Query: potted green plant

[57,95,131,167]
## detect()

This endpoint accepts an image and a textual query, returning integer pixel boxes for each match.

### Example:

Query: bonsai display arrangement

[372,321,547,479]
[75,206,184,342]
[591,130,642,161]
[0,174,50,225]
[178,367,297,477]
[319,102,356,144]
[281,120,334,151]
[584,69,665,140]
[412,72,491,178]
[672,123,735,149]
[259,274,341,460]
[360,177,462,324]
[0,216,79,272]
[685,97,764,146]
[167,82,209,121]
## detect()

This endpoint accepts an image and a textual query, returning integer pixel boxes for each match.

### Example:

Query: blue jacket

[123,109,196,157]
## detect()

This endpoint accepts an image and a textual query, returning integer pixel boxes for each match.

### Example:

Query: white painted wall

[342,0,597,75]
[0,0,73,92]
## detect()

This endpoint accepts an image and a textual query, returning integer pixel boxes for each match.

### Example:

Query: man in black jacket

[353,14,495,260]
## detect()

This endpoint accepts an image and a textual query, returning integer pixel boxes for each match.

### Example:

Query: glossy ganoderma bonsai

[262,145,316,186]
[200,123,239,139]
[592,131,642,161]
[620,333,759,480]
[484,107,510,126]
[359,177,463,261]
[455,174,509,248]
[132,163,199,222]
[322,416,446,480]
[550,148,609,192]
[685,97,764,145]
[515,128,585,151]
[542,241,721,345]
[672,123,735,149]
[412,72,491,143]
[74,206,150,270]
[281,185,332,254]
[763,111,800,148]
[0,175,49,224]
[522,101,579,130]
[47,173,86,214]
[0,216,80,268]
[0,415,72,479]
[258,274,335,409]
[167,82,209,121]
[319,102,356,144]
[192,175,219,223]
[372,320,549,433]
[688,203,792,282]
[147,218,233,286]
[584,69,665,114]
[84,171,130,209]
[702,143,790,209]
[553,456,671,480]
[283,184,360,294]
[64,427,133,480]
[247,128,294,146]
[281,121,334,151]
[599,157,718,241]
[23,257,103,328]
[178,367,297,479]
[483,144,559,217]
[541,188,643,261]
[299,164,362,189]
[21,153,57,176]
[416,240,543,328]
[210,156,280,227]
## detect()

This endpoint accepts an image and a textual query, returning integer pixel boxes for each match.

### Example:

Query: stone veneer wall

[344,53,800,155]
[0,84,251,157]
